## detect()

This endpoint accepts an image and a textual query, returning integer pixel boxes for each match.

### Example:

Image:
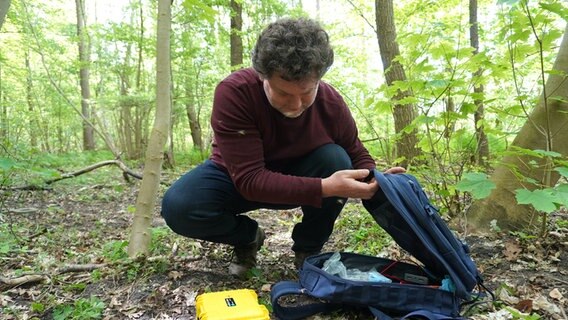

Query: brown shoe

[228,227,266,278]
[294,251,320,269]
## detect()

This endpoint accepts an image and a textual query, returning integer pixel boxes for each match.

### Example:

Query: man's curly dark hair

[252,17,334,81]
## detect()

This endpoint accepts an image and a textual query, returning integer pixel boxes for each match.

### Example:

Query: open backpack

[271,170,492,320]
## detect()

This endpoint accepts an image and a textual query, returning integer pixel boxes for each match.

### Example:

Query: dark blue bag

[271,170,486,320]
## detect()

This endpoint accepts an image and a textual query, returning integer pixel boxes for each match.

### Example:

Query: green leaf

[31,302,45,313]
[533,149,562,158]
[515,189,558,213]
[374,100,393,114]
[553,184,568,206]
[554,167,568,178]
[456,173,496,199]
[182,0,218,23]
[426,79,449,88]
[540,2,568,20]
[0,158,16,171]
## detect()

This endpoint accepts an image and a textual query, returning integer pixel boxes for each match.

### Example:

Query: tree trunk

[469,0,489,166]
[25,50,37,149]
[136,0,144,89]
[467,23,568,232]
[444,93,455,139]
[76,0,95,150]
[0,56,6,141]
[185,99,203,151]
[118,39,142,160]
[230,0,243,69]
[375,0,420,168]
[128,0,171,257]
[0,0,10,30]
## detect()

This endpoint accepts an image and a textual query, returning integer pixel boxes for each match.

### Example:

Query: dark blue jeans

[161,144,353,253]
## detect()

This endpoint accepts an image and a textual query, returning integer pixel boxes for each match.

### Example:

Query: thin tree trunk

[25,50,37,149]
[118,40,138,159]
[467,23,568,231]
[185,63,204,152]
[230,0,243,69]
[136,0,144,89]
[128,0,171,257]
[0,0,10,30]
[76,0,95,150]
[0,57,6,140]
[375,0,420,168]
[469,0,489,166]
[185,98,203,151]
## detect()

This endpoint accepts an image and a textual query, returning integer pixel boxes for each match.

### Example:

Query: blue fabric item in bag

[271,170,484,320]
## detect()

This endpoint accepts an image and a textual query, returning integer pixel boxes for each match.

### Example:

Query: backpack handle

[369,307,466,320]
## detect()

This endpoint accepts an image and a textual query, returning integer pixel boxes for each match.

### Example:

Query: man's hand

[321,169,378,200]
[321,167,407,200]
[384,166,406,174]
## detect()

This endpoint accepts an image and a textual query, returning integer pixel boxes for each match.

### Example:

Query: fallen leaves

[503,240,522,261]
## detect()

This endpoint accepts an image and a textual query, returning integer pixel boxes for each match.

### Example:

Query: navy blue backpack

[271,170,488,320]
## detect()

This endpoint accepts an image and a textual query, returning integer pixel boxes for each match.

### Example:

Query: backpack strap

[369,307,465,320]
[368,306,393,320]
[402,309,465,319]
[270,281,342,320]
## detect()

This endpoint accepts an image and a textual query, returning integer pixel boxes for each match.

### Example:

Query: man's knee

[313,144,352,170]
[161,188,190,230]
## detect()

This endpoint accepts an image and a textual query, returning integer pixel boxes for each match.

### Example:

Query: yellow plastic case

[195,289,269,320]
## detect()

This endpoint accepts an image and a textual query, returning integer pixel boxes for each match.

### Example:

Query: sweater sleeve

[211,81,323,207]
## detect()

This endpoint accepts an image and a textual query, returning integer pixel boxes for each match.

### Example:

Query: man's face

[262,74,319,118]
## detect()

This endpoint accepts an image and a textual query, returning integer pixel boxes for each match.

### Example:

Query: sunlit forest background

[0,0,559,157]
[3,0,567,226]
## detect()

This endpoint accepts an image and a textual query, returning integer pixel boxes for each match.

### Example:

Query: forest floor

[1,168,567,320]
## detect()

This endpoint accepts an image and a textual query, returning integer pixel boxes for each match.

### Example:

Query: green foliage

[456,173,496,199]
[52,296,105,320]
[149,226,173,256]
[31,302,46,313]
[556,216,568,228]
[505,307,541,319]
[0,224,19,255]
[102,240,129,262]
[540,1,568,20]
[515,188,561,213]
[334,203,392,255]
[0,150,121,188]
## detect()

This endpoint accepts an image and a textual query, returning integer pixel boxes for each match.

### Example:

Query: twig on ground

[57,263,108,274]
[0,274,49,289]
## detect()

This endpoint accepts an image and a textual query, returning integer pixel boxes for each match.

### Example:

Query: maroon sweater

[210,68,375,207]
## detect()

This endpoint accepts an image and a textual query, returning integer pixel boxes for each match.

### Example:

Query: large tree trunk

[76,0,95,150]
[467,23,568,231]
[128,0,171,257]
[469,0,489,166]
[0,0,10,30]
[375,0,420,168]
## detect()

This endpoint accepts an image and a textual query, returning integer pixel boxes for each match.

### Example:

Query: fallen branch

[0,274,49,289]
[9,160,144,190]
[1,255,202,290]
[48,160,143,184]
[57,263,108,274]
